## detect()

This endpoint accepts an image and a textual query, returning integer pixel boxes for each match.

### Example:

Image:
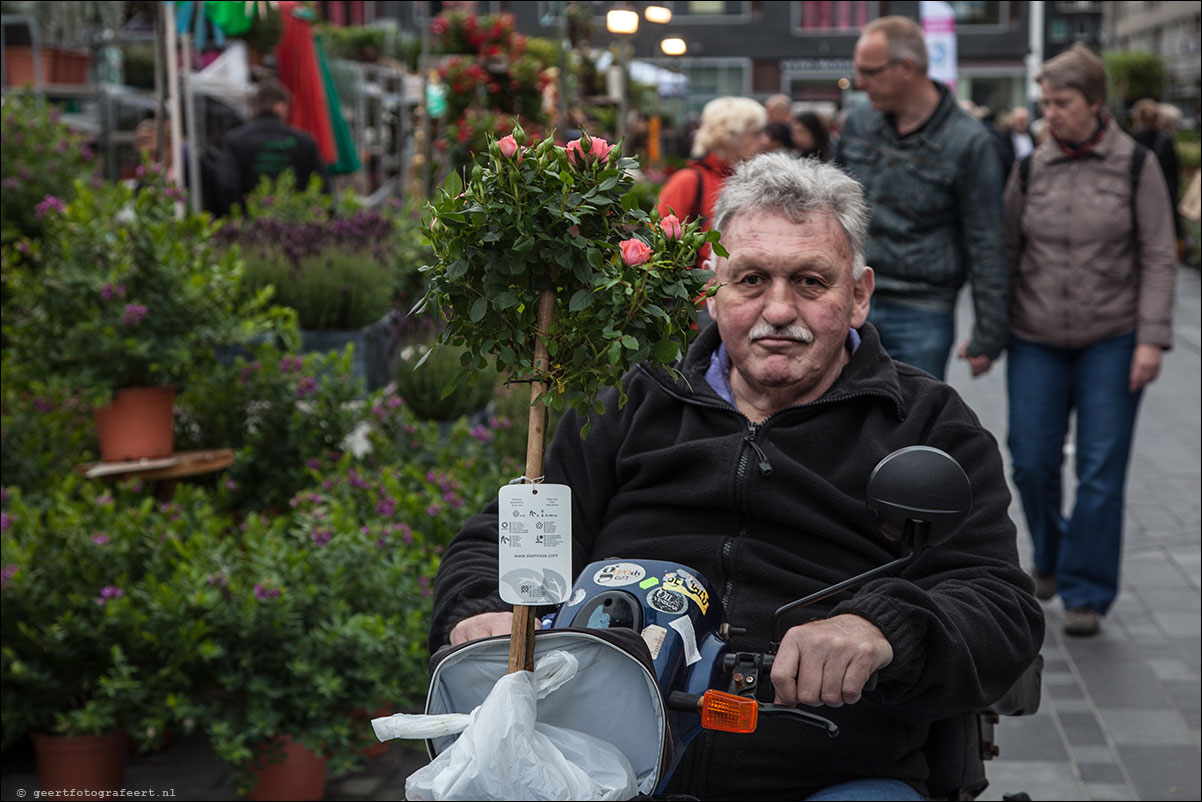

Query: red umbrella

[274,1,336,164]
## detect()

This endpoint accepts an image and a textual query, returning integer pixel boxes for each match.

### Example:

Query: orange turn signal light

[699,689,758,733]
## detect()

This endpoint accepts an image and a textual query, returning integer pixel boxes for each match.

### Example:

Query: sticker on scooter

[641,624,668,659]
[647,587,687,614]
[593,562,647,587]
[669,616,702,665]
[565,588,587,607]
[663,568,710,614]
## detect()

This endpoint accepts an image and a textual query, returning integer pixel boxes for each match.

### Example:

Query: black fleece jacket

[429,322,1044,800]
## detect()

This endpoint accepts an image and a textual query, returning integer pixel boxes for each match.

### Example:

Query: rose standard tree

[418,125,719,670]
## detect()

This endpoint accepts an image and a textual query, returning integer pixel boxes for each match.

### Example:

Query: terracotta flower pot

[94,386,176,463]
[354,706,393,758]
[244,735,327,801]
[32,731,129,794]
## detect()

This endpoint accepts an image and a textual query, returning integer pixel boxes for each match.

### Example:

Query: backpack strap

[1130,141,1149,251]
[1019,153,1032,196]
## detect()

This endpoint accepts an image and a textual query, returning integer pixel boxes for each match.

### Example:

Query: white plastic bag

[372,650,638,801]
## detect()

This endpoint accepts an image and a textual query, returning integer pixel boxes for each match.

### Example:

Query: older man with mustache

[429,153,1043,801]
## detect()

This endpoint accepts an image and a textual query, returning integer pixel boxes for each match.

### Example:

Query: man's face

[706,211,873,407]
[853,32,907,114]
[1011,107,1030,133]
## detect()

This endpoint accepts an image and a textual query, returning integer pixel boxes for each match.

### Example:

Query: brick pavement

[2,270,1198,802]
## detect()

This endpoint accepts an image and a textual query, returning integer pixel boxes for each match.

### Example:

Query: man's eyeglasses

[853,59,903,79]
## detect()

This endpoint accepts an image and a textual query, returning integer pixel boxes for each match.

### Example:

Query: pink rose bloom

[620,238,653,267]
[659,214,683,241]
[498,134,520,159]
[566,136,612,167]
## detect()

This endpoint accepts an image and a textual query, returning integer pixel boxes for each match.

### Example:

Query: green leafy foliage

[194,459,469,791]
[0,91,99,244]
[2,171,285,407]
[1104,49,1166,107]
[0,359,98,491]
[419,126,718,425]
[0,478,227,748]
[394,342,498,421]
[173,343,364,513]
[221,172,432,330]
[241,249,398,331]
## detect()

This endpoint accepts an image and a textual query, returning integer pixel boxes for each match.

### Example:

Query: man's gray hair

[712,153,870,278]
[863,16,929,74]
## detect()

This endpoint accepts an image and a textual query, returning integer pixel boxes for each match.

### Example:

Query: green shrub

[174,343,365,513]
[0,478,232,749]
[1,92,99,243]
[241,249,398,331]
[0,359,98,492]
[394,343,497,421]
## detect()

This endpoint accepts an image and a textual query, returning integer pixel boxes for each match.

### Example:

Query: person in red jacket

[657,96,767,262]
[658,96,768,326]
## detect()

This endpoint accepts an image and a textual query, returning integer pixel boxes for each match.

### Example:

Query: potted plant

[0,91,99,244]
[0,477,225,791]
[192,468,451,799]
[173,343,366,514]
[419,125,718,428]
[219,173,409,393]
[1,167,282,462]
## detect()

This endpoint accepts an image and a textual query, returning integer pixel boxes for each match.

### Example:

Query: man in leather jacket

[835,16,1007,381]
[430,154,1044,801]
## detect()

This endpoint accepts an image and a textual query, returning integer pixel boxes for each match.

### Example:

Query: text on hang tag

[497,483,572,605]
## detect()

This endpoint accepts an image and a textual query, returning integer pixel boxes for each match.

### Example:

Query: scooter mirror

[866,446,972,550]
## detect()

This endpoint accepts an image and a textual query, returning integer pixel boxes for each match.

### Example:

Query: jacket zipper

[744,422,773,476]
[642,369,905,613]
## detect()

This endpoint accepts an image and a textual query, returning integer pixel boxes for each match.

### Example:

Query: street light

[606,9,639,35]
[645,5,672,25]
[660,37,686,56]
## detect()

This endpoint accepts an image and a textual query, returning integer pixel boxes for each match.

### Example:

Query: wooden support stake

[507,286,556,674]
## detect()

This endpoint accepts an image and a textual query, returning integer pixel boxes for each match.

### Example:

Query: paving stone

[1118,744,1202,800]
[1097,708,1196,745]
[992,711,1069,761]
[1152,610,1202,637]
[1051,698,1094,713]
[1077,761,1126,783]
[1070,744,1118,764]
[329,776,384,797]
[1058,711,1107,744]
[1045,678,1086,700]
[1177,638,1202,673]
[1133,586,1202,611]
[1163,680,1202,713]
[1082,781,1138,800]
[1067,654,1173,709]
[1148,657,1197,682]
[974,760,1086,801]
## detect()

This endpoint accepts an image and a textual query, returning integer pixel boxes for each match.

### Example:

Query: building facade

[1104,0,1201,123]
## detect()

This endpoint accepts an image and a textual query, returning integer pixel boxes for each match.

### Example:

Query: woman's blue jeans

[804,778,924,800]
[1006,332,1143,615]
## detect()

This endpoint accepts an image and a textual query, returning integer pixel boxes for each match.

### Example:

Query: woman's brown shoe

[1064,607,1100,637]
[1031,570,1057,601]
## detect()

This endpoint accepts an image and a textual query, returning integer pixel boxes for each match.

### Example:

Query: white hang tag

[497,483,573,605]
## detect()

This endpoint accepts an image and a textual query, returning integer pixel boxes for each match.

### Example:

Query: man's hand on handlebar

[449,611,542,646]
[770,614,893,708]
